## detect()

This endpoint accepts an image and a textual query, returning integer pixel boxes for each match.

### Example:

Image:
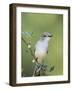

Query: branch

[21,37,36,60]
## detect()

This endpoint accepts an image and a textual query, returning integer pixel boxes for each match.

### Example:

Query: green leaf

[49,66,55,72]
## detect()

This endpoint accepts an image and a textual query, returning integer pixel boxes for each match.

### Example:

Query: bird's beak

[48,34,53,37]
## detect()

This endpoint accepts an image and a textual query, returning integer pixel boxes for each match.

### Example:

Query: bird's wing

[46,47,48,54]
[46,50,48,54]
[34,46,38,62]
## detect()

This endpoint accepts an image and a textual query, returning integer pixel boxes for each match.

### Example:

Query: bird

[34,32,53,64]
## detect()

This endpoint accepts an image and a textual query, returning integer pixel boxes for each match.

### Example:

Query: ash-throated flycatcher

[34,32,53,64]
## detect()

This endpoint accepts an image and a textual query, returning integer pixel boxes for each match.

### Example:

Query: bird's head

[41,32,53,41]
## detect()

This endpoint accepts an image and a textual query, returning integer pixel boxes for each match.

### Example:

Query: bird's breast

[35,41,48,60]
[35,41,48,51]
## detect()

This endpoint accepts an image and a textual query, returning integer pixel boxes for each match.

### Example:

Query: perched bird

[34,32,53,64]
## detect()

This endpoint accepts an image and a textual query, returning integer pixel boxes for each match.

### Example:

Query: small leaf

[49,66,55,72]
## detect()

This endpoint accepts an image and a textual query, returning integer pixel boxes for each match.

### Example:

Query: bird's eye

[43,35,46,37]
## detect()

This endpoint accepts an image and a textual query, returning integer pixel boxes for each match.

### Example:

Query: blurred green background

[21,12,63,77]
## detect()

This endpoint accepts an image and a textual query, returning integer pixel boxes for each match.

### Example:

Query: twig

[22,37,36,60]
